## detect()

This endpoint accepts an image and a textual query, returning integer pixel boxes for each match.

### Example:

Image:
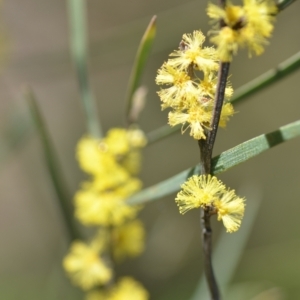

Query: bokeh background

[1,0,300,299]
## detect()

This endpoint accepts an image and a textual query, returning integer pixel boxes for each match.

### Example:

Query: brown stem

[207,62,231,158]
[201,208,220,300]
[198,61,230,300]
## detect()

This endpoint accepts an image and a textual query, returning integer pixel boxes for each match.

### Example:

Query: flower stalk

[198,61,230,300]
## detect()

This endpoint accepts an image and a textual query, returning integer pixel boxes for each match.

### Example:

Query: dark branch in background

[25,87,80,242]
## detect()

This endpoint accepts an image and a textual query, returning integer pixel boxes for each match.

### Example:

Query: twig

[201,208,220,300]
[198,61,230,300]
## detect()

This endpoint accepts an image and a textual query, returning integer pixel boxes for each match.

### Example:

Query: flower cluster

[63,127,149,298]
[175,175,245,232]
[86,277,149,300]
[156,30,234,140]
[207,0,278,61]
[75,128,146,227]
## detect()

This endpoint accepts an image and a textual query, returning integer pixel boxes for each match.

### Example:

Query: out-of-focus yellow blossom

[75,188,141,226]
[63,241,112,290]
[112,220,145,261]
[176,175,245,232]
[209,27,242,62]
[109,277,149,300]
[120,151,143,175]
[244,0,277,37]
[104,128,131,156]
[90,170,141,194]
[168,31,219,73]
[77,137,129,185]
[207,0,277,61]
[214,190,245,232]
[208,3,244,27]
[127,128,147,148]
[85,277,149,300]
[104,128,147,157]
[66,127,147,295]
[77,128,147,179]
[76,136,106,175]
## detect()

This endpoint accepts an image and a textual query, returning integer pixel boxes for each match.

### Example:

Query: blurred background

[0,0,300,299]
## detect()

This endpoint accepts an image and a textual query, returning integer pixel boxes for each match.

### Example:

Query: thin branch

[198,61,230,300]
[201,208,220,300]
[207,62,231,158]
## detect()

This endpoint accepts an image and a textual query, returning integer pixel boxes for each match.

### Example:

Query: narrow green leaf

[127,120,300,205]
[189,194,261,300]
[277,0,296,11]
[231,50,300,105]
[147,50,300,144]
[26,88,80,241]
[146,124,180,144]
[67,0,103,138]
[0,109,33,168]
[125,16,157,123]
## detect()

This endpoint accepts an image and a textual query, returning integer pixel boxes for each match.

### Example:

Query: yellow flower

[104,128,130,156]
[168,103,212,140]
[120,150,143,175]
[244,0,277,37]
[127,128,147,148]
[63,241,112,290]
[76,136,107,175]
[76,137,130,185]
[176,175,246,232]
[207,3,244,28]
[219,102,235,128]
[112,220,145,261]
[168,30,219,73]
[214,190,245,232]
[109,277,149,300]
[210,27,242,62]
[199,70,233,101]
[156,63,199,109]
[89,163,140,193]
[175,175,226,214]
[207,0,277,61]
[75,188,140,226]
[168,98,234,140]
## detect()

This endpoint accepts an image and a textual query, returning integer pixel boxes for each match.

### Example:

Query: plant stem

[201,208,220,300]
[207,62,231,158]
[198,57,230,299]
